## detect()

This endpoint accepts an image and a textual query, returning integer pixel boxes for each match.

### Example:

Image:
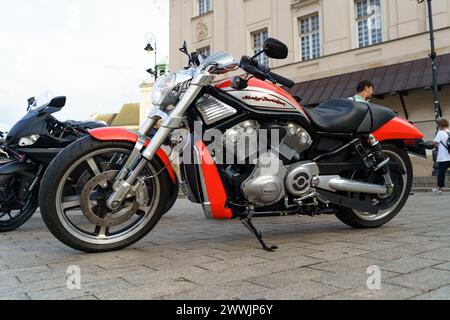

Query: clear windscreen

[29,90,55,112]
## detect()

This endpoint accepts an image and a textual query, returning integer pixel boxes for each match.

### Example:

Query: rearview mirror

[48,96,66,109]
[27,97,35,111]
[263,38,288,59]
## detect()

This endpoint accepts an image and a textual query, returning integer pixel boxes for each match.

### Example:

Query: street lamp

[145,32,158,80]
[418,0,443,130]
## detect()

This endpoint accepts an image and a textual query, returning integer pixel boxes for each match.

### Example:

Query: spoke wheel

[55,148,159,245]
[0,188,38,232]
[39,137,171,252]
[335,144,413,229]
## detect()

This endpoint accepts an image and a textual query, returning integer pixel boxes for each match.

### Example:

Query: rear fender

[89,127,176,183]
[373,117,423,141]
[373,117,426,157]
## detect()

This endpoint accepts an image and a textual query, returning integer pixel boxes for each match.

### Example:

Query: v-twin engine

[242,152,320,207]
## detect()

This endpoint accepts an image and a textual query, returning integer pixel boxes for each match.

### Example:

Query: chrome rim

[55,147,160,245]
[352,149,408,221]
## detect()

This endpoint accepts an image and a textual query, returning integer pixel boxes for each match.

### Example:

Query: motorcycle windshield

[28,90,55,113]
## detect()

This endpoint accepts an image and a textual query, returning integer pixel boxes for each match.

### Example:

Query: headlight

[18,134,40,147]
[152,73,178,106]
[151,71,194,107]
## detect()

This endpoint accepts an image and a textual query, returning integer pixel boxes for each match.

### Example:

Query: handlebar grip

[268,72,295,88]
[245,64,267,81]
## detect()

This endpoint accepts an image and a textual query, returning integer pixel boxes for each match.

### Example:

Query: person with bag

[433,119,450,194]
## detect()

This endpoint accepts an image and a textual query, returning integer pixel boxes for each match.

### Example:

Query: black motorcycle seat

[303,98,395,134]
[66,120,107,129]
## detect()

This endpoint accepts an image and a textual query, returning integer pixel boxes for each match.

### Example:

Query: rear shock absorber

[368,135,389,173]
[368,134,394,195]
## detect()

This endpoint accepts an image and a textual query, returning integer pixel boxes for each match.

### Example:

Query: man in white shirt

[433,119,450,193]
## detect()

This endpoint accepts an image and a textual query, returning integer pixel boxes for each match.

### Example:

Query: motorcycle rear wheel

[39,137,170,253]
[335,144,413,229]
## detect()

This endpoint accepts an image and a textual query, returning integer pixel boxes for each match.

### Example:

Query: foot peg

[241,218,278,252]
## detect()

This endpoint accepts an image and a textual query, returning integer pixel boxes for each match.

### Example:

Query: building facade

[170,0,450,138]
[170,0,450,176]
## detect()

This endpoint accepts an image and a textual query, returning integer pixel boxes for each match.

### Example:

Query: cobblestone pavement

[1,193,449,300]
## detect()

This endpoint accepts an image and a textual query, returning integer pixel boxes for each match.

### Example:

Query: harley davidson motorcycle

[39,38,426,252]
[0,92,106,232]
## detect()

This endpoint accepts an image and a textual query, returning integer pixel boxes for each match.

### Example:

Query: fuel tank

[216,78,308,120]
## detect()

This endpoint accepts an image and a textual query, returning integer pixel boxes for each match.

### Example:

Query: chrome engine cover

[279,123,313,161]
[285,161,320,197]
[241,151,287,207]
[223,120,260,163]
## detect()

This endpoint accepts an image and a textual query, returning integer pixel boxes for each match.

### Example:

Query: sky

[0,0,169,131]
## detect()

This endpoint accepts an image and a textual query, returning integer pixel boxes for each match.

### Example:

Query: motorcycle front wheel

[335,144,413,229]
[0,189,38,232]
[39,136,171,253]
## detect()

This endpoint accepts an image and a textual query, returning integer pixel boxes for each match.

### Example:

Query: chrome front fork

[106,72,212,210]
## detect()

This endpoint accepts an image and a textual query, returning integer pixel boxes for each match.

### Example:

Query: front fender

[88,127,176,183]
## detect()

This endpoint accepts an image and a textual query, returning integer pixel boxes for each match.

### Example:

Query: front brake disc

[80,170,140,227]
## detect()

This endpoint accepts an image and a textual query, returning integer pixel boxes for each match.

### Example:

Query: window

[355,0,382,48]
[299,14,320,61]
[251,29,269,66]
[199,0,212,16]
[197,46,211,58]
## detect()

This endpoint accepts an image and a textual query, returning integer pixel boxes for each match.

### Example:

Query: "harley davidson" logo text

[242,95,286,106]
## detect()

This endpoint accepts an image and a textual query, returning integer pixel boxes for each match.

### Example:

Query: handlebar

[267,72,295,88]
[239,56,295,88]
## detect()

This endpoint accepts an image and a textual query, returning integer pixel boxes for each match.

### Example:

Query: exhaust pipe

[317,176,387,195]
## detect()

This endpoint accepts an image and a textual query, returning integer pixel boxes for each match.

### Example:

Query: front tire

[0,190,38,232]
[39,137,171,253]
[335,144,413,229]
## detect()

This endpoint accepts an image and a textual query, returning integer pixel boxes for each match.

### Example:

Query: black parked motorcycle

[0,93,106,231]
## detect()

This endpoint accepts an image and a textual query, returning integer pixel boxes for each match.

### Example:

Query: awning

[288,53,450,106]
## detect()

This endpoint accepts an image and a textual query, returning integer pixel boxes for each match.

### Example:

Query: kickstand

[241,217,278,252]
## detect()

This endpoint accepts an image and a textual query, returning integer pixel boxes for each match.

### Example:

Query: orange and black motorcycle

[39,39,427,252]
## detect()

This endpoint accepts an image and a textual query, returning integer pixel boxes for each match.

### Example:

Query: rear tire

[335,144,413,229]
[39,137,171,252]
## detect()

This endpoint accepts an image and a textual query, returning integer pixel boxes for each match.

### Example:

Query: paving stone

[308,256,385,273]
[246,268,328,289]
[380,257,442,274]
[0,293,30,300]
[411,286,450,300]
[96,280,199,300]
[26,278,133,300]
[260,280,343,300]
[385,268,450,291]
[319,284,422,300]
[414,247,450,261]
[306,248,371,261]
[0,195,449,300]
[432,262,450,271]
[361,246,425,261]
